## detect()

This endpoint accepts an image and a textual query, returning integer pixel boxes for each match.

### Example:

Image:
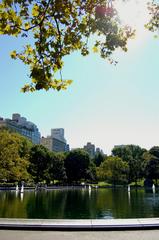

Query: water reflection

[20,193,24,202]
[0,188,159,219]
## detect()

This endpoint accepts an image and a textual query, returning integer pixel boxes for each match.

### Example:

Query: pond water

[0,188,159,219]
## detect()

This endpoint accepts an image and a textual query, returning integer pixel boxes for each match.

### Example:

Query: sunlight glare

[114,0,151,37]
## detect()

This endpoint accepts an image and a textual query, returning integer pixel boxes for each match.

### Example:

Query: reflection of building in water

[0,113,41,144]
[128,191,131,205]
[20,192,24,201]
[152,184,155,194]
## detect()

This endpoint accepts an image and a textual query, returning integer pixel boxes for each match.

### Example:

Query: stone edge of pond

[1,219,159,231]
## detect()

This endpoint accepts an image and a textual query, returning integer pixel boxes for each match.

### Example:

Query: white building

[41,128,69,152]
[41,136,66,152]
[0,113,41,144]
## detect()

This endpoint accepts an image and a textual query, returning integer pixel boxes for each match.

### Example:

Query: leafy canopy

[64,149,91,182]
[97,156,129,185]
[0,0,136,92]
[112,145,146,183]
[0,0,158,92]
[0,129,31,182]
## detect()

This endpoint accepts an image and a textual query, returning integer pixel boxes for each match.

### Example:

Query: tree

[0,129,31,182]
[64,149,92,182]
[97,156,129,185]
[0,0,136,92]
[28,144,50,183]
[86,160,97,181]
[149,146,159,158]
[146,1,159,33]
[112,145,146,184]
[144,146,159,184]
[93,152,105,167]
[46,152,66,183]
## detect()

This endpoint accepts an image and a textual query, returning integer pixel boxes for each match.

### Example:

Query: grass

[129,179,145,187]
[91,181,112,187]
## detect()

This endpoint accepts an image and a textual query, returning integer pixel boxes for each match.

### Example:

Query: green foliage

[28,145,67,184]
[46,152,66,183]
[112,145,146,183]
[144,146,159,183]
[28,144,50,183]
[93,152,105,167]
[145,2,159,32]
[129,179,145,187]
[97,156,129,185]
[64,149,93,182]
[95,181,111,187]
[86,160,97,181]
[2,127,159,185]
[149,146,159,158]
[0,129,31,182]
[0,0,135,92]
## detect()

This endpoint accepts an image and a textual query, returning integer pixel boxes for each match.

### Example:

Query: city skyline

[0,113,105,154]
[0,3,159,154]
[0,111,158,155]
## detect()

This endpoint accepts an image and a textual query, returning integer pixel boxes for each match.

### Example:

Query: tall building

[96,147,104,155]
[41,128,69,152]
[51,128,66,142]
[0,113,41,144]
[83,142,95,158]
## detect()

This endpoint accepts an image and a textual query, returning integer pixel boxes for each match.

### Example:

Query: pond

[0,187,159,219]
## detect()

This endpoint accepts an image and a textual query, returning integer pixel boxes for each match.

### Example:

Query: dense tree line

[1,129,159,186]
[0,129,96,184]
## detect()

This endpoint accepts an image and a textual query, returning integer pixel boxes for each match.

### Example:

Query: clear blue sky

[0,18,159,154]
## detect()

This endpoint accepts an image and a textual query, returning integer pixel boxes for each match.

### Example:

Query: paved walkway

[1,218,159,230]
[1,230,159,240]
[1,218,159,240]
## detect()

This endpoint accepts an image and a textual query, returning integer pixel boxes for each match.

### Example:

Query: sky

[0,0,159,155]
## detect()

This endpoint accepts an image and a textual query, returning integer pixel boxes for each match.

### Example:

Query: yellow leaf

[32,4,39,17]
[10,50,17,59]
[66,80,73,85]
[25,22,30,30]
[92,46,98,53]
[5,24,11,32]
